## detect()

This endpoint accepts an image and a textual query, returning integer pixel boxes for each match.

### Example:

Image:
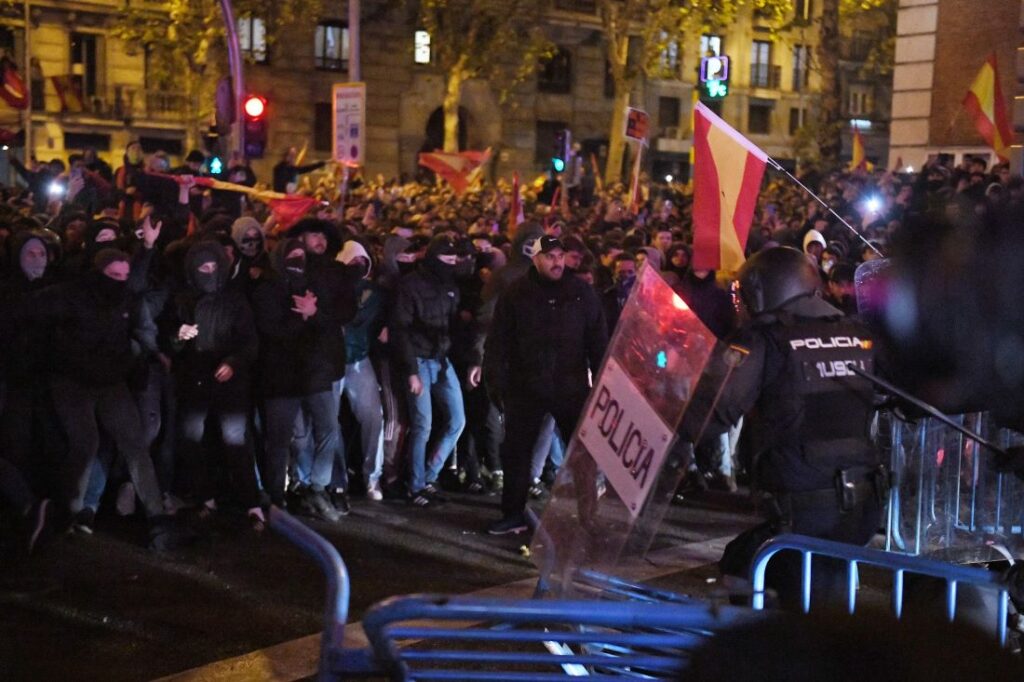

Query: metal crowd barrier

[884,413,1024,563]
[270,509,1017,681]
[750,533,1012,646]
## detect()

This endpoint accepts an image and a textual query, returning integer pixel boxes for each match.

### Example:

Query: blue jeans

[339,359,384,489]
[265,390,338,500]
[407,359,465,493]
[529,414,565,480]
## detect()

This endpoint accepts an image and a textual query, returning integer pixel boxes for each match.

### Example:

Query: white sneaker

[116,482,137,516]
[366,484,383,501]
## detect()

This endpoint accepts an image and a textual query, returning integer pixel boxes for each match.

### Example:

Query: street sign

[624,107,650,142]
[699,55,730,83]
[578,357,675,518]
[332,82,366,165]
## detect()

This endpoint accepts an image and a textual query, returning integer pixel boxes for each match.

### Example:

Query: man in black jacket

[17,244,186,549]
[484,235,609,534]
[391,235,480,506]
[252,237,351,520]
[159,241,263,528]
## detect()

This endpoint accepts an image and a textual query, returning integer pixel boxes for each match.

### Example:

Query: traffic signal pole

[219,0,245,157]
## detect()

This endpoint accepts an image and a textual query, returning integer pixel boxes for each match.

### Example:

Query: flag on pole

[0,58,28,109]
[850,127,869,171]
[418,149,492,194]
[691,102,768,273]
[508,171,524,237]
[51,75,84,112]
[963,52,1014,162]
[295,140,309,167]
[628,143,644,214]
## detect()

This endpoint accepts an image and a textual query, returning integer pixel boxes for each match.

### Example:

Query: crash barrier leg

[268,506,380,680]
[749,533,1011,646]
[361,594,760,681]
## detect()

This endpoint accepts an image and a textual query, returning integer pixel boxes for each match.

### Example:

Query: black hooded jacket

[0,231,60,384]
[252,239,354,397]
[158,241,258,398]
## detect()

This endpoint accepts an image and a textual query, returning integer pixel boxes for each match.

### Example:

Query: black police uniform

[679,256,883,606]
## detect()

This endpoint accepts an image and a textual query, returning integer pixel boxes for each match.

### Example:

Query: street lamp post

[348,0,360,82]
[219,0,245,157]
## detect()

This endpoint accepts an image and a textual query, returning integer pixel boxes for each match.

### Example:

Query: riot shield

[530,264,723,594]
[854,257,893,319]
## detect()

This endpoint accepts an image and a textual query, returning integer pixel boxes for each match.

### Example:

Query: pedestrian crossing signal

[704,79,728,99]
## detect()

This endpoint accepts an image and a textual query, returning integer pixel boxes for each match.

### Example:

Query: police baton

[848,366,1007,458]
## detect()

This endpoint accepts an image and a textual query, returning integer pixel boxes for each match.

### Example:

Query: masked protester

[0,231,65,495]
[600,252,637,335]
[335,239,386,500]
[391,235,481,507]
[228,217,270,298]
[12,248,190,550]
[252,238,353,521]
[158,241,264,530]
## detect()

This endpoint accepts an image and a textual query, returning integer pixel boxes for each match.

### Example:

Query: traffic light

[552,128,571,173]
[242,94,268,159]
[699,56,730,100]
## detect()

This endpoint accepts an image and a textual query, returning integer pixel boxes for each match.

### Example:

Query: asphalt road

[0,488,757,682]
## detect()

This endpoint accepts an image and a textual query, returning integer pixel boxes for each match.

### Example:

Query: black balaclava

[93,248,130,305]
[424,235,457,282]
[185,241,230,295]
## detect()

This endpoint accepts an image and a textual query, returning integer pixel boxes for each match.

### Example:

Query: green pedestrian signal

[704,79,728,99]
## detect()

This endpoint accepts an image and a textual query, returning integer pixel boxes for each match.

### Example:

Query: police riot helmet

[737,246,821,315]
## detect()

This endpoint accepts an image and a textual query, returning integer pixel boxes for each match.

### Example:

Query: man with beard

[15,242,188,550]
[391,235,479,507]
[253,237,350,520]
[483,236,608,535]
[159,241,263,530]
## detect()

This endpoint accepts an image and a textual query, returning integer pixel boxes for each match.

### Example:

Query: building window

[536,120,569,165]
[315,21,349,71]
[750,40,774,88]
[700,34,722,57]
[658,33,681,77]
[847,85,872,116]
[788,107,806,135]
[748,102,772,134]
[792,45,810,91]
[794,0,813,25]
[414,30,432,65]
[70,32,100,99]
[658,97,680,133]
[238,16,268,63]
[314,102,332,152]
[538,47,572,94]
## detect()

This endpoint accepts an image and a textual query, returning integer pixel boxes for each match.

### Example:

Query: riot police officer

[679,246,884,606]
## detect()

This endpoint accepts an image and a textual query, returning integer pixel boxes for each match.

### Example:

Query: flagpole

[22,0,31,161]
[765,156,883,257]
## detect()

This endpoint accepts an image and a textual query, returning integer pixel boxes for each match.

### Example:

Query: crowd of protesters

[0,138,1020,554]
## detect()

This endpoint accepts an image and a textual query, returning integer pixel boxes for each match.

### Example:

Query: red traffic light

[243,95,266,119]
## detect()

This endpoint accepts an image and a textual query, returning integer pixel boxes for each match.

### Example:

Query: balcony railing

[49,78,188,123]
[750,63,781,89]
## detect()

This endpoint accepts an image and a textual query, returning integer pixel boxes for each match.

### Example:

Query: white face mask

[821,258,836,274]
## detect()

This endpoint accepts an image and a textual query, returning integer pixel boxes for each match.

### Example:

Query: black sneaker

[423,482,448,503]
[72,508,95,535]
[305,490,341,522]
[465,481,487,495]
[486,515,529,536]
[528,478,546,499]
[409,490,432,507]
[329,489,351,516]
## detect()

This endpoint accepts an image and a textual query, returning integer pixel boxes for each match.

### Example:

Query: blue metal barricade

[750,533,1013,646]
[884,413,1024,562]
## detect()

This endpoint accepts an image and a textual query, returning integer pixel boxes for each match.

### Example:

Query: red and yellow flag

[508,171,524,237]
[850,127,871,172]
[691,102,767,273]
[963,52,1014,162]
[418,149,492,194]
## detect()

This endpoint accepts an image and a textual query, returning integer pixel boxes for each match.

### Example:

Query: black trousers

[459,381,503,483]
[499,394,582,519]
[722,494,882,611]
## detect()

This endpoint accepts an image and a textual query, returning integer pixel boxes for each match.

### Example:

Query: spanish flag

[691,102,767,273]
[963,52,1014,162]
[850,127,872,172]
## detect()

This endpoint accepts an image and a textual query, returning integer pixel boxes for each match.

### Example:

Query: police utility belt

[773,466,889,518]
